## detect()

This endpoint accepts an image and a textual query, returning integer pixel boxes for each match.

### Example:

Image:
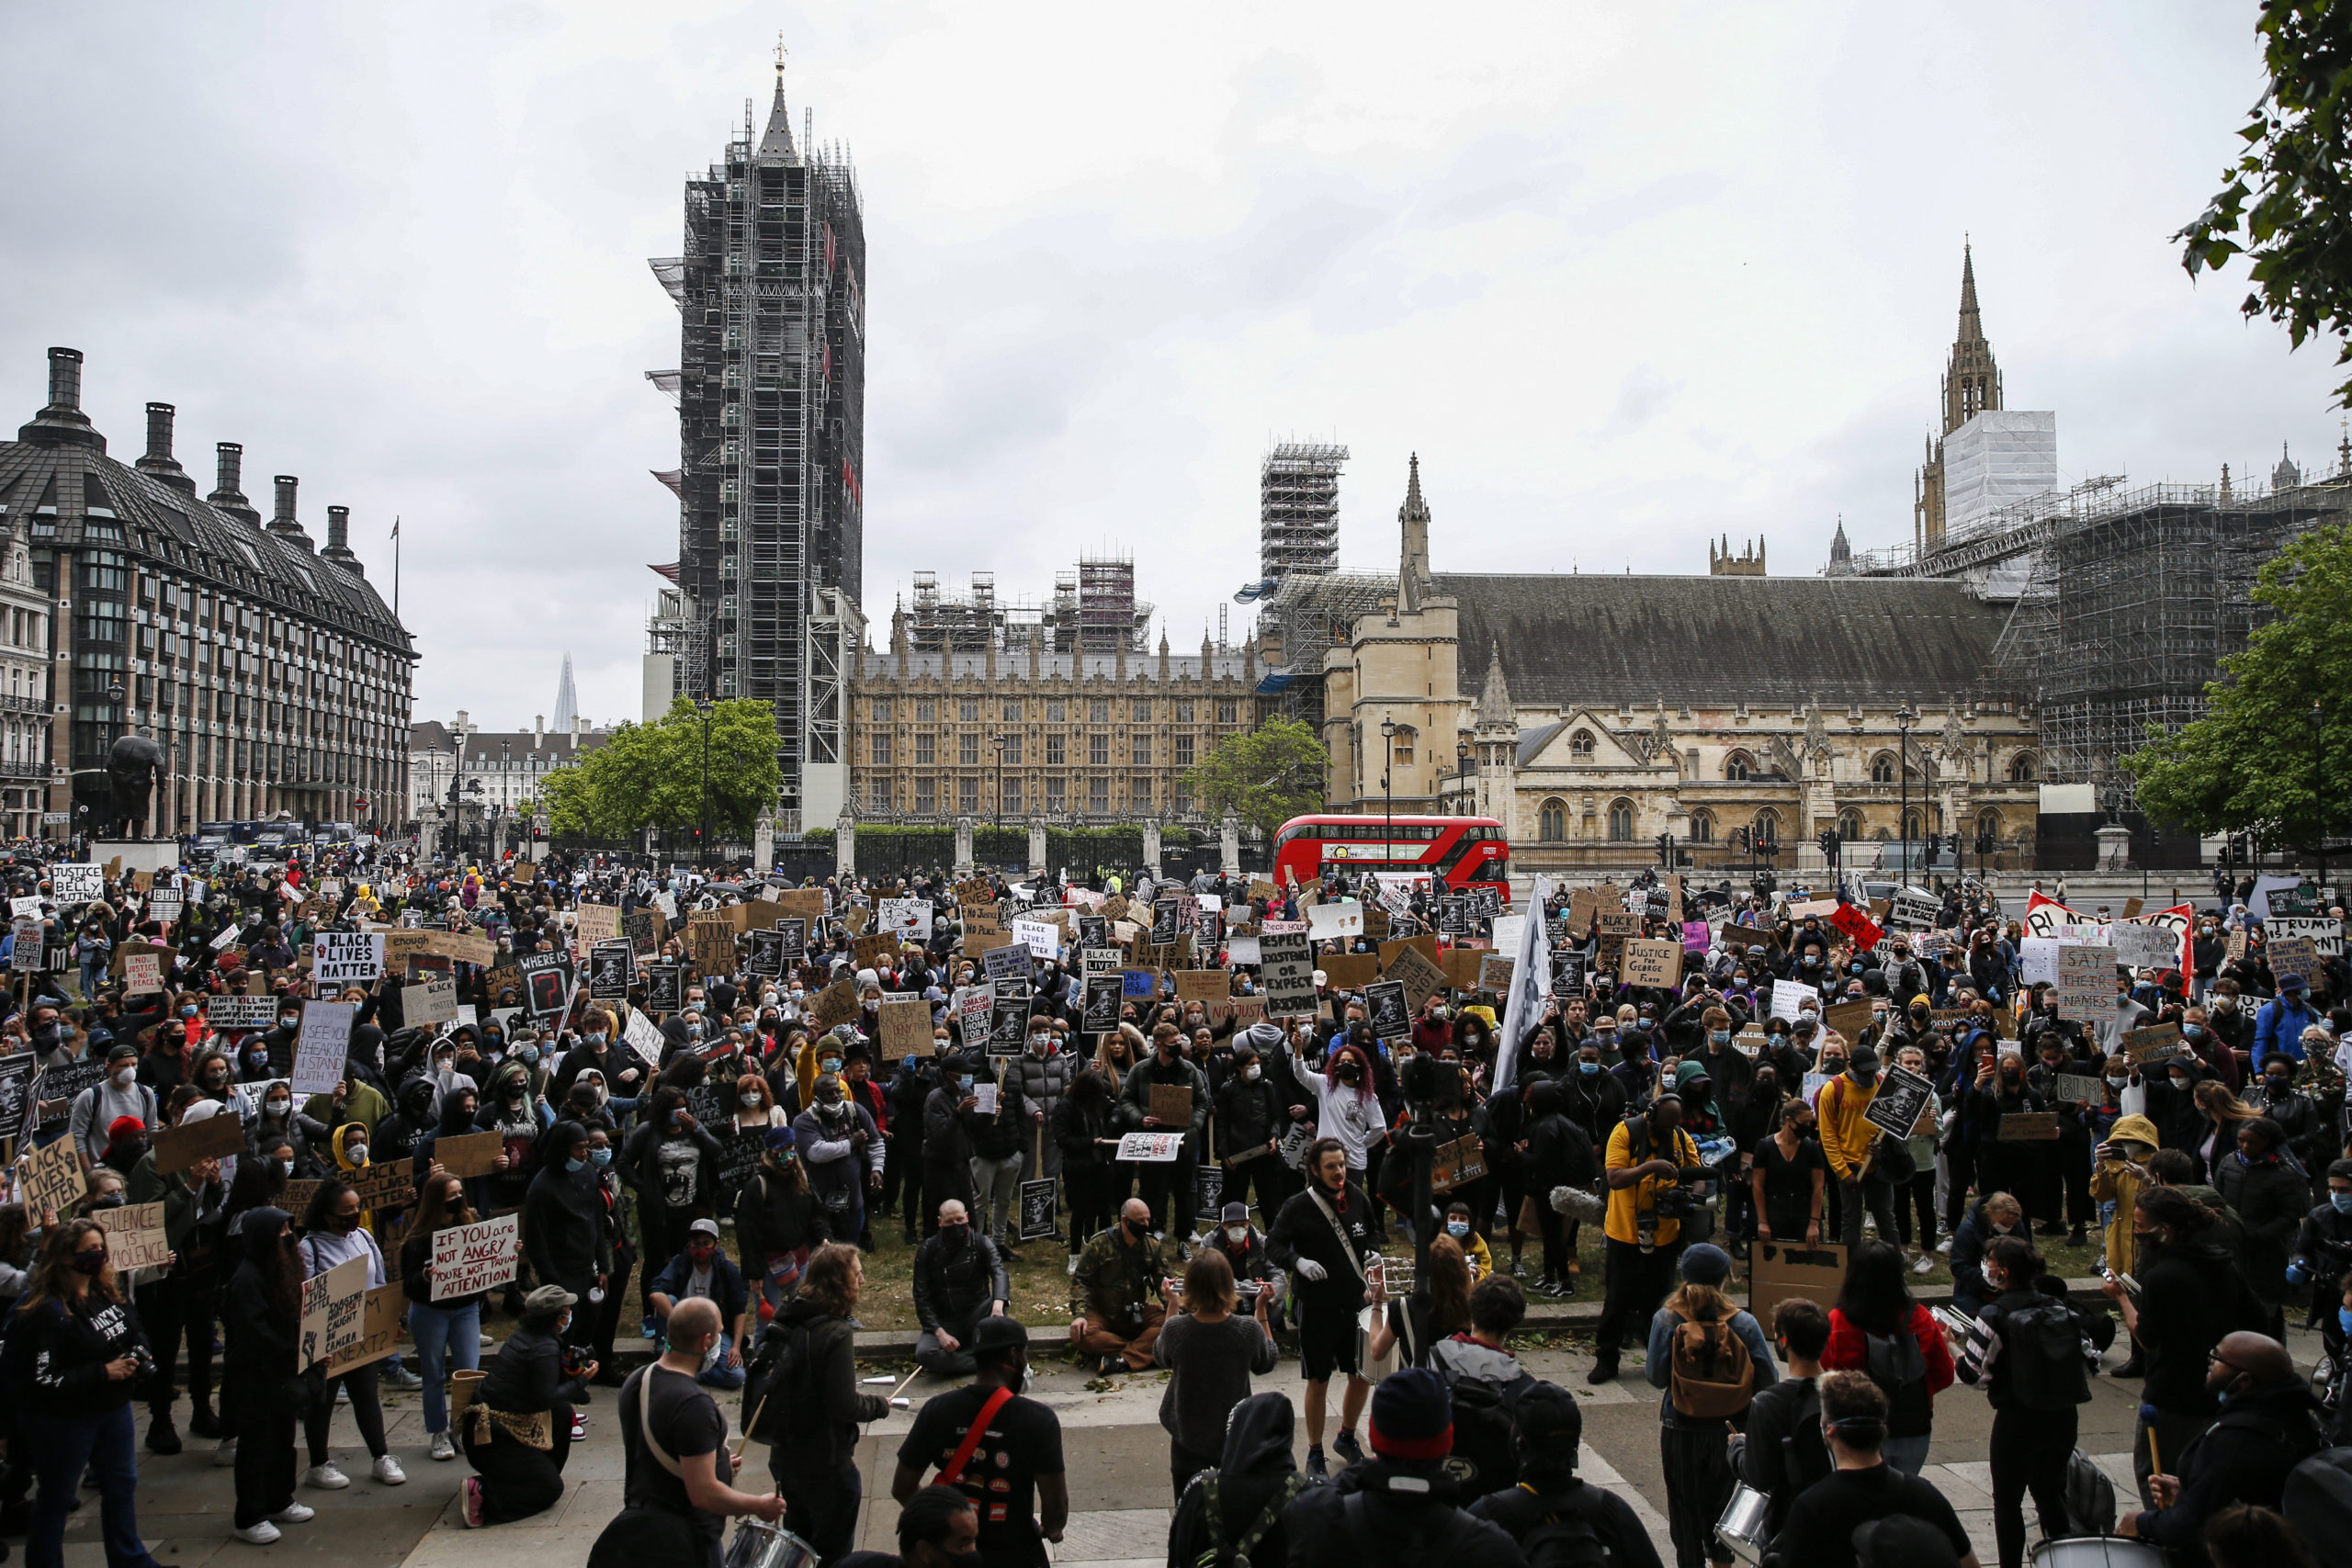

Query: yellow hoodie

[1815,1071,1879,1181]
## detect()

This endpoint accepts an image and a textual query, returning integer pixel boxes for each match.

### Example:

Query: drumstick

[2147,1430,2160,1479]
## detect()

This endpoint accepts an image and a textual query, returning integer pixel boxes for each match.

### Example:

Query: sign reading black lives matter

[312,931,383,986]
[1363,979,1411,1041]
[1259,931,1317,1020]
[1081,973,1124,1033]
[1861,1063,1937,1140]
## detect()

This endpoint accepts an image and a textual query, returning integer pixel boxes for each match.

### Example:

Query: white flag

[1495,875,1553,1092]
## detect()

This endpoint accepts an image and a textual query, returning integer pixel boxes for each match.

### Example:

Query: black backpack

[739,1319,804,1441]
[1861,1324,1931,1432]
[1443,1375,1522,1502]
[1998,1298,2090,1412]
[1512,1493,1610,1568]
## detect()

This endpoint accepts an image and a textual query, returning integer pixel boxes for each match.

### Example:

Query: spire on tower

[1957,239,1983,342]
[1397,454,1431,615]
[758,39,796,160]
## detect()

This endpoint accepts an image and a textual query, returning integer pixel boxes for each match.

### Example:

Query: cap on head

[1220,1201,1249,1224]
[687,1217,721,1240]
[526,1283,577,1314]
[764,1124,797,1152]
[1367,1366,1453,1461]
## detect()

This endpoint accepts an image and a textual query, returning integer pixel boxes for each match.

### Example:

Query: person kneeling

[460,1285,594,1528]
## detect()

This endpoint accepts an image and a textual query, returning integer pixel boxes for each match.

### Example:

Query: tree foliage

[1180,716,1328,841]
[539,698,783,844]
[2178,3,2352,406]
[2126,522,2352,845]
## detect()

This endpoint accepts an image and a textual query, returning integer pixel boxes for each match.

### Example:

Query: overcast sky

[2,3,2330,730]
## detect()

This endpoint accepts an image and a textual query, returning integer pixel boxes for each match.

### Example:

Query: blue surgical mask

[2340,1305,2352,1337]
[1578,1061,1600,1076]
[2184,1023,2205,1039]
[516,1047,539,1066]
[958,1075,975,1091]
[820,1057,842,1074]
[1446,1220,1470,1238]
[1710,1031,1731,1046]
[2334,1192,2352,1215]
[566,1156,586,1173]
[590,1146,612,1168]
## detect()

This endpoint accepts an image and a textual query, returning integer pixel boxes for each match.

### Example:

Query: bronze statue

[100,732,164,840]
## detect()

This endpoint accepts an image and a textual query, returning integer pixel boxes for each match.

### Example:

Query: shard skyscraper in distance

[647,51,865,831]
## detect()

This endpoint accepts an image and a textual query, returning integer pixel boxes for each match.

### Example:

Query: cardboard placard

[1175,970,1229,1002]
[1597,910,1640,939]
[1476,953,1515,994]
[1820,999,1874,1042]
[1319,953,1379,990]
[291,1000,356,1097]
[429,1129,503,1179]
[322,1283,407,1376]
[2120,1022,2188,1064]
[1621,938,1681,988]
[2053,1074,2107,1107]
[431,1213,520,1302]
[879,997,933,1056]
[312,931,384,986]
[2054,943,2113,1019]
[1431,1133,1488,1191]
[851,931,899,972]
[810,978,860,1030]
[1383,942,1450,1012]
[1996,1112,2062,1141]
[1748,1239,1847,1322]
[152,1110,246,1172]
[2269,936,2324,985]
[346,1161,415,1213]
[1259,931,1318,1020]
[93,1201,172,1272]
[383,931,433,968]
[1148,1083,1193,1127]
[299,1255,371,1367]
[403,976,459,1027]
[573,904,620,946]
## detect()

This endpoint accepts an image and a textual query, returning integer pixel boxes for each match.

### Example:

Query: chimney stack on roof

[268,475,316,552]
[133,402,196,493]
[210,443,258,522]
[17,348,101,450]
[322,504,363,574]
[46,348,82,413]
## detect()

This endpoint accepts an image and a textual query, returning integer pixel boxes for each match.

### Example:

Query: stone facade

[1319,459,2040,871]
[849,610,1259,822]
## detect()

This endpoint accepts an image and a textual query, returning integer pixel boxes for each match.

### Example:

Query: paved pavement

[50,1310,2319,1568]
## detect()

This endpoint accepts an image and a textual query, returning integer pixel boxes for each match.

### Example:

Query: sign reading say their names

[431,1213,520,1302]
[291,1000,357,1097]
[2053,943,2113,1020]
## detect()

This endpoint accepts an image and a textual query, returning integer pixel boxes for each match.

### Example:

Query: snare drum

[1713,1483,1772,1564]
[722,1518,817,1568]
[2029,1539,2168,1568]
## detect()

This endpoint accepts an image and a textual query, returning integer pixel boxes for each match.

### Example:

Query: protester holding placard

[296,1179,403,1489]
[1118,1025,1211,1239]
[123,1100,230,1456]
[401,1172,488,1463]
[68,1043,158,1167]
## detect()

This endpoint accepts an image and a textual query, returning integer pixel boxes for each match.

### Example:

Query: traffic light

[1818,829,1840,863]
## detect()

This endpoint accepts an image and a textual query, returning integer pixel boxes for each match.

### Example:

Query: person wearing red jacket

[1820,1239,1955,1477]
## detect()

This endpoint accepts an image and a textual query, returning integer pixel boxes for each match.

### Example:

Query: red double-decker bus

[1271,814,1511,894]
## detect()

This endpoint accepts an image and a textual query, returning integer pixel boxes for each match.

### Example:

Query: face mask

[2184,1023,2205,1039]
[2107,1075,2127,1089]
[70,1249,106,1276]
[958,1075,975,1092]
[820,1057,842,1074]
[1446,1220,1470,1238]
[345,1145,369,1166]
[1121,1219,1145,1240]
[1430,1006,1448,1021]
[1337,1066,1361,1085]
[584,1032,607,1046]
[1578,1060,1601,1076]
[941,1224,968,1248]
[279,1158,295,1177]
[181,1007,198,1020]
[1710,1031,1731,1046]
[266,1097,289,1116]
[2171,1076,2190,1091]
[1226,1225,1248,1244]
[590,1145,613,1168]
[484,1032,503,1047]
[278,1016,299,1030]
[112,1067,135,1088]
[567,1156,586,1173]
[1243,1065,1261,1082]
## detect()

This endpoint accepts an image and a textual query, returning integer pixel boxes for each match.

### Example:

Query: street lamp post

[1894,703,1918,884]
[2313,699,2328,895]
[1380,716,1396,869]
[992,734,1009,825]
[695,698,715,870]
[1455,738,1472,817]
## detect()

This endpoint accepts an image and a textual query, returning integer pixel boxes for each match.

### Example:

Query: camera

[560,1344,592,1378]
[1653,1186,1701,1219]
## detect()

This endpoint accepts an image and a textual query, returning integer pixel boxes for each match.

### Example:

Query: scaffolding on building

[1251,570,1396,731]
[898,563,1153,654]
[1261,443,1350,581]
[1949,475,2352,801]
[1078,553,1140,653]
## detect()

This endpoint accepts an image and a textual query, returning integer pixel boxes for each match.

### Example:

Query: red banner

[1830,902,1884,953]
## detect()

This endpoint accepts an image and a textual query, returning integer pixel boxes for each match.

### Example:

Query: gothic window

[1001,735,1022,765]
[959,700,979,722]
[1870,752,1896,784]
[1001,701,1021,722]
[958,777,978,814]
[1606,798,1634,841]
[870,731,891,766]
[1392,724,1416,764]
[1901,807,1922,840]
[2009,752,2038,783]
[1538,798,1566,841]
[958,733,979,766]
[1976,807,2003,842]
[1837,808,1865,841]
[1751,808,1780,845]
[1690,809,1715,843]
[1003,776,1022,814]
[1570,729,1595,759]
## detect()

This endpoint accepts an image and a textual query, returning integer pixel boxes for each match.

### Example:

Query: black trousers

[2056,1139,2093,1230]
[1137,1144,1199,1237]
[1219,1152,1287,1224]
[234,1399,299,1529]
[465,1404,575,1524]
[136,1267,220,1419]
[922,1159,974,1238]
[772,1461,861,1567]
[1170,1438,1217,1503]
[883,1134,922,1233]
[1595,1237,1680,1368]
[1943,1146,1977,1230]
[593,1238,638,1370]
[1893,1172,1939,1250]
[304,1361,386,1464]
[1990,1403,2076,1568]
[1661,1417,1737,1568]
[1064,1163,1116,1256]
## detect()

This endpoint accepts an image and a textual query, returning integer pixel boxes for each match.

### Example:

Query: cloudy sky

[2,3,2328,729]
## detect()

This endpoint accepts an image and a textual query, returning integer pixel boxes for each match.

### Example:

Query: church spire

[758,37,797,161]
[1397,453,1431,615]
[1957,240,1983,342]
[1940,240,2002,435]
[1476,644,1514,729]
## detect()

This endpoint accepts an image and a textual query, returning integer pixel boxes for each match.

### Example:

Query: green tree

[537,698,784,844]
[2126,522,2352,846]
[2178,3,2352,406]
[1180,716,1328,841]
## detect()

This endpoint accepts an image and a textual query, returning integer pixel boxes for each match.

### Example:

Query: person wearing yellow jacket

[2091,1111,2162,1282]
[1589,1095,1703,1384]
[1815,1045,1900,1249]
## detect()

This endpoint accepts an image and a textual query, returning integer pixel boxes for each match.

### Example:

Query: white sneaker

[303,1463,350,1490]
[1935,1236,1953,1254]
[272,1503,315,1524]
[1913,1255,1934,1276]
[429,1431,457,1461]
[479,1332,496,1348]
[213,1438,239,1468]
[334,1385,350,1406]
[1067,1255,1080,1276]
[380,1366,424,1390]
[233,1521,282,1545]
[372,1454,407,1486]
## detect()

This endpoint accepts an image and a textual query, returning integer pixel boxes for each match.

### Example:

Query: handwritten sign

[1996,1112,2062,1142]
[21,1136,85,1216]
[299,1255,370,1367]
[291,1000,356,1097]
[1148,1084,1193,1128]
[431,1213,520,1302]
[402,976,458,1027]
[1383,942,1450,1012]
[2120,1022,2188,1064]
[1259,931,1318,1019]
[1770,979,1820,1022]
[1622,938,1681,988]
[2054,943,2113,1020]
[152,1111,245,1172]
[879,997,933,1056]
[322,1283,407,1375]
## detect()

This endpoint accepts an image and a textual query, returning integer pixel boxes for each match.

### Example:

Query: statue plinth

[94,840,179,875]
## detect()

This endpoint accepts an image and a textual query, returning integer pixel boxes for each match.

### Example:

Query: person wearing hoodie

[474,1059,550,1224]
[734,1126,831,1309]
[624,1085,725,1335]
[67,1043,158,1167]
[2212,1114,2308,1338]
[296,1176,404,1489]
[522,1122,614,1393]
[764,1242,890,1565]
[1518,1080,1596,1298]
[220,1207,311,1545]
[1468,1379,1663,1568]
[2101,1186,2250,1511]
[1213,1027,1292,1219]
[297,1074,388,1150]
[2116,1329,2324,1563]
[372,1077,441,1180]
[1165,1392,1308,1568]
[1277,1368,1526,1568]
[797,1071,887,1255]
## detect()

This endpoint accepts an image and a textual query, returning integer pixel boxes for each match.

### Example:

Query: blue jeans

[27,1403,151,1568]
[407,1298,482,1433]
[668,1327,746,1391]
[1883,1433,1932,1477]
